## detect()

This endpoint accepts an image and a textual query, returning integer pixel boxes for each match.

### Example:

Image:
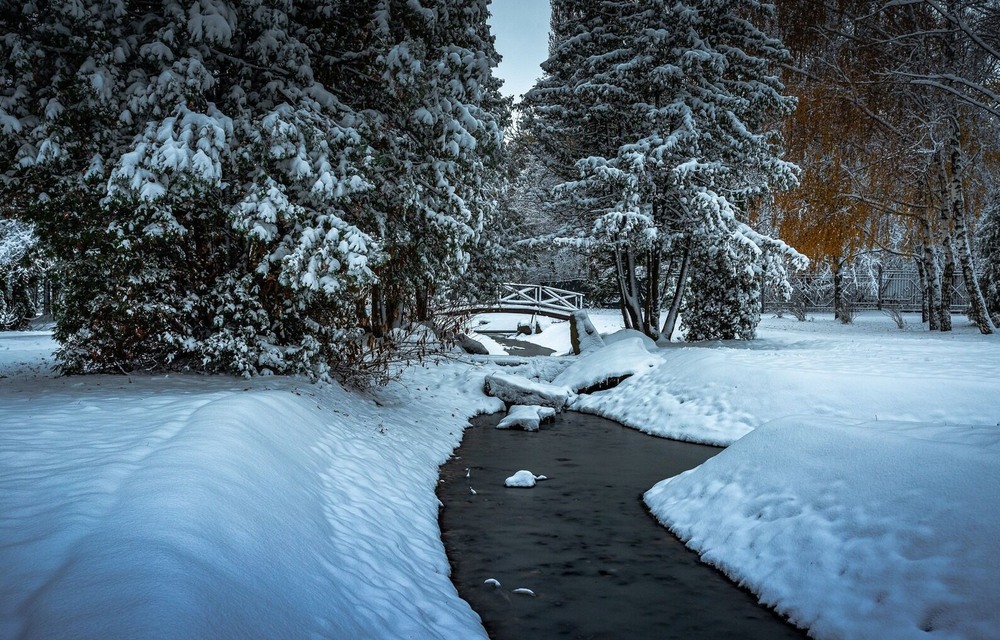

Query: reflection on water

[438,412,807,639]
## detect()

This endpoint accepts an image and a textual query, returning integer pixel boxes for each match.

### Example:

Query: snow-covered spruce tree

[523,1,626,183]
[339,0,509,335]
[525,0,805,342]
[0,218,43,330]
[0,1,377,379]
[523,1,660,332]
[456,128,530,305]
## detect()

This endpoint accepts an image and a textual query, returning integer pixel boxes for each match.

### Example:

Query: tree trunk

[388,297,404,330]
[939,239,954,332]
[370,284,387,338]
[659,242,691,343]
[947,117,995,334]
[934,147,953,332]
[953,213,995,333]
[876,263,884,311]
[642,248,661,339]
[832,258,846,321]
[915,254,928,323]
[414,284,431,322]
[614,246,642,330]
[616,293,631,329]
[613,248,633,330]
[43,277,52,316]
[919,210,941,330]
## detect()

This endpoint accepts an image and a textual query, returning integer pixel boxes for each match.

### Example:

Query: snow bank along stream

[4,311,998,639]
[492,311,1000,639]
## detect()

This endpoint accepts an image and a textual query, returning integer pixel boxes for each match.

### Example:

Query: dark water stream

[485,334,556,357]
[438,412,807,640]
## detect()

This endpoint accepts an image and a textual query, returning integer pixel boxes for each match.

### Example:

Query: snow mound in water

[496,405,556,431]
[504,470,544,488]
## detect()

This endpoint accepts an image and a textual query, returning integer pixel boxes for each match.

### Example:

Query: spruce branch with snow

[523,0,806,342]
[0,218,45,330]
[345,0,511,334]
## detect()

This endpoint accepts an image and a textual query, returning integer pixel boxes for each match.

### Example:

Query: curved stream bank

[438,412,807,639]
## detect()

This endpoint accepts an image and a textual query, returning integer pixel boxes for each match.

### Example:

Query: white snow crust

[572,315,1000,446]
[645,419,1000,639]
[479,312,1000,638]
[627,315,1000,639]
[554,336,662,392]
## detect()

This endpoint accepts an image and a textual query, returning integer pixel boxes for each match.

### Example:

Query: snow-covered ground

[478,310,1000,638]
[636,314,1000,639]
[0,331,502,640]
[572,311,1000,446]
[2,311,998,639]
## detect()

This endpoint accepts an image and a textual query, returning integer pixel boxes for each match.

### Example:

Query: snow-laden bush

[0,0,506,381]
[684,243,762,341]
[0,220,42,330]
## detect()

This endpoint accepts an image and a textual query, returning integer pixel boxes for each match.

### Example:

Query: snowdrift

[0,340,501,640]
[646,419,1000,639]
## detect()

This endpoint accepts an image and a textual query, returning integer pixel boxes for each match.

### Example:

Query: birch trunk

[915,254,928,324]
[947,121,995,334]
[934,148,954,331]
[920,213,941,331]
[939,239,955,332]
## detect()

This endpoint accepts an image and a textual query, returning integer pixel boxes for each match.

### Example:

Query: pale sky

[487,0,552,102]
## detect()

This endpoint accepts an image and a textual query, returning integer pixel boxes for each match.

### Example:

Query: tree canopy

[0,0,510,380]
[523,0,806,341]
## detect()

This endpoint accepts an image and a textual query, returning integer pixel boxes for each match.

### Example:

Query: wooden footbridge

[447,283,585,321]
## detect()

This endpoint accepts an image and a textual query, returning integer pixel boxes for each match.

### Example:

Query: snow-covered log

[554,338,662,394]
[483,373,572,410]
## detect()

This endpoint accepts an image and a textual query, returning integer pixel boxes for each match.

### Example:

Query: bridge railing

[497,283,584,314]
[442,283,585,320]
